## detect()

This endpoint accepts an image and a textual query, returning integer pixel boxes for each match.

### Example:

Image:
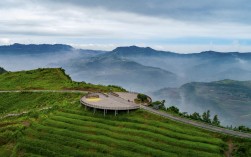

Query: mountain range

[2,43,251,92]
[62,54,178,92]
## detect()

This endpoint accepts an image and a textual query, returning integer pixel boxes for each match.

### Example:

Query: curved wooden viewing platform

[80,92,140,116]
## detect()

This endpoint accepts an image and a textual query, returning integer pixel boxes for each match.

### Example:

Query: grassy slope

[0,69,250,157]
[0,92,230,157]
[0,92,250,157]
[0,68,126,92]
[0,92,83,114]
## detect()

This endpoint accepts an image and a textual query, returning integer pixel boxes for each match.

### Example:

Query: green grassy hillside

[0,92,250,157]
[0,69,250,157]
[0,92,83,114]
[0,68,125,92]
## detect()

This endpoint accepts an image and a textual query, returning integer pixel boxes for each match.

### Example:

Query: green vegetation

[149,100,165,110]
[233,125,251,134]
[151,101,222,127]
[0,91,239,157]
[0,68,126,92]
[0,68,250,156]
[202,110,211,124]
[212,115,220,126]
[107,85,126,92]
[0,67,7,74]
[135,93,150,104]
[0,92,83,114]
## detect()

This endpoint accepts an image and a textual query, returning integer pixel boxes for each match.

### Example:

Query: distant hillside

[0,43,73,54]
[2,44,251,93]
[63,55,179,92]
[58,46,251,92]
[151,79,251,127]
[0,43,106,56]
[109,46,251,83]
[0,67,7,74]
[0,68,125,92]
[111,45,178,57]
[111,46,251,59]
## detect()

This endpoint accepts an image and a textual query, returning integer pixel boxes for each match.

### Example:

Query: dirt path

[225,140,234,157]
[0,107,52,120]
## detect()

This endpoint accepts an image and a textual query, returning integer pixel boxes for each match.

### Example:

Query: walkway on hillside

[140,105,251,139]
[0,90,87,93]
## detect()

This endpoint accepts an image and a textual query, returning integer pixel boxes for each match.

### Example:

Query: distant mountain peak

[201,50,219,53]
[112,45,153,52]
[111,45,176,57]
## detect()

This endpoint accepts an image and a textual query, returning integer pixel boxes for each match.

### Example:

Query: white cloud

[0,38,11,45]
[0,0,251,53]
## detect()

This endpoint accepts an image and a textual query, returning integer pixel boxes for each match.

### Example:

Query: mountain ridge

[111,45,251,56]
[0,43,106,55]
[63,54,178,92]
[151,79,251,127]
[2,43,251,55]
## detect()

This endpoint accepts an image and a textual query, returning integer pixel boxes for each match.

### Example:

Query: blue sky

[0,0,251,53]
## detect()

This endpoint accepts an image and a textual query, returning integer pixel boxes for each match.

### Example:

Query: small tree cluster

[150,100,165,110]
[107,85,127,92]
[187,110,220,126]
[233,125,251,133]
[156,103,221,126]
[137,94,148,103]
[166,106,179,114]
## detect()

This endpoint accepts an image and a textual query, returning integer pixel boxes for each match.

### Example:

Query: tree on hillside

[190,112,202,121]
[150,100,165,110]
[212,115,220,126]
[202,110,211,123]
[0,67,7,74]
[167,106,179,114]
[137,94,148,103]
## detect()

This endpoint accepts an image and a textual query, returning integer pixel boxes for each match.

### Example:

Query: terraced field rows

[14,109,226,157]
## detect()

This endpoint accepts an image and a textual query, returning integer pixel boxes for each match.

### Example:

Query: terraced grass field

[0,92,251,156]
[0,68,250,157]
[4,111,225,156]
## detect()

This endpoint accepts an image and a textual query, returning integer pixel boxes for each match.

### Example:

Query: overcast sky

[1,0,251,53]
